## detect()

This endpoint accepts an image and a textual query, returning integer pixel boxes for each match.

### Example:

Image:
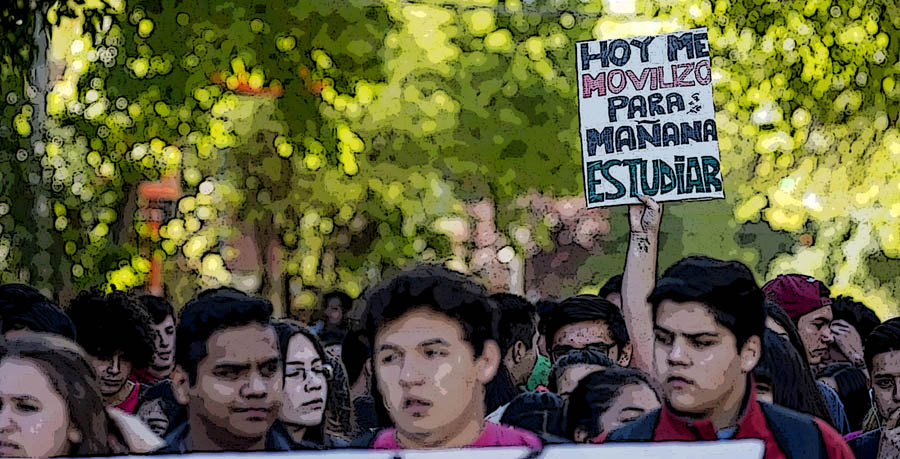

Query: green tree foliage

[2,0,899,317]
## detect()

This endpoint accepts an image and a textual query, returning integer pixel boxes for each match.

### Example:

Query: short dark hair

[490,293,537,357]
[753,330,833,426]
[536,298,558,337]
[865,317,900,372]
[138,295,175,325]
[543,295,628,355]
[67,288,155,369]
[341,329,371,388]
[598,274,623,299]
[567,366,658,438]
[323,291,353,311]
[547,348,615,394]
[649,256,765,348]
[362,264,499,357]
[500,391,567,439]
[175,287,274,385]
[0,283,76,340]
[831,296,881,341]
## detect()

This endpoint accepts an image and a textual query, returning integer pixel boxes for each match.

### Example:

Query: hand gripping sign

[576,27,725,208]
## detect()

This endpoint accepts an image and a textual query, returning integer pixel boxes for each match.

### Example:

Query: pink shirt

[372,422,542,450]
[114,382,141,414]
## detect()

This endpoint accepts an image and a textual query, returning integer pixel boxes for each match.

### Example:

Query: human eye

[214,367,241,379]
[875,378,893,389]
[379,351,399,365]
[692,338,715,348]
[313,364,333,380]
[16,402,39,413]
[424,347,448,359]
[654,331,672,345]
[261,361,280,377]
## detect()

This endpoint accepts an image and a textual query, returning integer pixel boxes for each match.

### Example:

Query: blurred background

[1,0,899,318]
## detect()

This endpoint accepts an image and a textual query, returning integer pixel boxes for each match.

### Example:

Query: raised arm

[622,195,662,373]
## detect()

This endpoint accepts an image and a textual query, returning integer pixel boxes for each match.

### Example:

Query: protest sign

[576,27,724,208]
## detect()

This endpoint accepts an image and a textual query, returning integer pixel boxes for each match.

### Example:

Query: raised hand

[830,319,865,367]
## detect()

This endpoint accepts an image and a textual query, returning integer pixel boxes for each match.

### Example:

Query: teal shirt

[526,354,551,391]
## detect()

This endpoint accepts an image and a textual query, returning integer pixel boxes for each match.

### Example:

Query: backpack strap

[760,402,826,459]
[605,409,660,442]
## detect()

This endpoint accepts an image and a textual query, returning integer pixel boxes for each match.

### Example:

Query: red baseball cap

[762,274,832,319]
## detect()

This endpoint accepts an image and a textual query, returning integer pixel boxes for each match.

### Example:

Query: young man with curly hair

[66,288,156,413]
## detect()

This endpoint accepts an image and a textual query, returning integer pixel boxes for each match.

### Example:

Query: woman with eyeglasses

[272,319,343,449]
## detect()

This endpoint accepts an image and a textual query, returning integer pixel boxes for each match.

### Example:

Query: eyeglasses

[285,363,334,382]
[551,342,613,362]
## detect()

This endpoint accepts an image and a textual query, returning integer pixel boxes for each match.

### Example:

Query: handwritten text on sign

[577,28,724,208]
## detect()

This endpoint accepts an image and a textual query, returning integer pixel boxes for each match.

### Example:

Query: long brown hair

[0,333,111,456]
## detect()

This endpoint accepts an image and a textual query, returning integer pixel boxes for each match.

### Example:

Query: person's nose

[0,404,17,433]
[892,378,900,403]
[821,326,834,344]
[398,355,425,388]
[108,354,121,375]
[243,371,268,399]
[304,372,324,393]
[667,338,690,366]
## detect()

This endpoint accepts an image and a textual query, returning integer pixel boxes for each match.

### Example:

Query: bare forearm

[622,231,658,373]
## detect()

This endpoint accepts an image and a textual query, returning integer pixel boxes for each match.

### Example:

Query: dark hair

[819,362,869,431]
[547,349,615,394]
[138,295,175,325]
[485,365,520,414]
[831,296,881,342]
[362,264,499,357]
[490,293,537,357]
[865,318,900,374]
[500,391,567,439]
[543,295,628,357]
[323,355,356,443]
[598,274,623,299]
[753,330,834,426]
[764,301,809,365]
[567,366,658,439]
[323,291,353,312]
[341,329,371,388]
[67,288,155,369]
[0,283,76,340]
[0,333,111,455]
[536,298,558,337]
[649,256,765,348]
[319,329,346,347]
[175,287,274,385]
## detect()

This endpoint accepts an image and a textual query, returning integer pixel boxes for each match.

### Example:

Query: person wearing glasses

[542,295,632,367]
[273,319,350,449]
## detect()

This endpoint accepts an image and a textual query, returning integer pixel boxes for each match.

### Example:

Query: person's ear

[739,335,762,373]
[513,340,527,364]
[170,365,191,405]
[67,427,82,445]
[573,427,589,443]
[476,340,501,384]
[617,341,634,367]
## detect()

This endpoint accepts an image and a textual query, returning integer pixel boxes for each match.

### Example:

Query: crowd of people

[0,197,897,457]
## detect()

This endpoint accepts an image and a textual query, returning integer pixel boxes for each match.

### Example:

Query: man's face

[796,306,834,365]
[551,320,623,364]
[871,350,900,422]
[137,398,170,437]
[374,307,497,439]
[150,315,176,370]
[654,300,756,417]
[183,323,282,441]
[89,351,133,397]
